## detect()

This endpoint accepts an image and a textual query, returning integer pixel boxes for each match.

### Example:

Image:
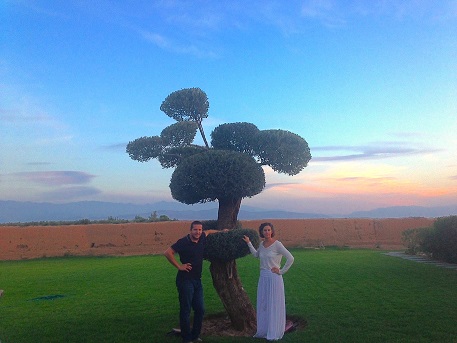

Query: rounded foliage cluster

[158,145,207,169]
[421,216,457,263]
[160,121,198,147]
[211,122,259,156]
[160,87,209,122]
[204,228,260,261]
[202,220,242,230]
[255,129,311,175]
[126,136,163,162]
[170,149,265,204]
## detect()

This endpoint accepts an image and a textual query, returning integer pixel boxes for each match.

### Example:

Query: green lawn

[1,249,456,342]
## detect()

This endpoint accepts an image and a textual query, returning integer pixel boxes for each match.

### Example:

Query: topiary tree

[126,87,311,331]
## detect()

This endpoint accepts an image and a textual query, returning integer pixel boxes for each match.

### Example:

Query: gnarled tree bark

[209,196,256,331]
[209,259,256,331]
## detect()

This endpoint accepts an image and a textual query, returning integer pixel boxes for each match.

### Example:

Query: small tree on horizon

[126,87,311,331]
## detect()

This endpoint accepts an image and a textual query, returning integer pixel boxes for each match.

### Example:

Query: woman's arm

[242,235,259,257]
[277,242,294,274]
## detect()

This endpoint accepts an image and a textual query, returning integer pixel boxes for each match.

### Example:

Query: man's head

[189,220,203,242]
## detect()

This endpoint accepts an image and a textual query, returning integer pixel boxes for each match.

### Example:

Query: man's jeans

[176,278,204,342]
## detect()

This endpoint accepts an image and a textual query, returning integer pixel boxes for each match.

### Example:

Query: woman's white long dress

[247,240,294,341]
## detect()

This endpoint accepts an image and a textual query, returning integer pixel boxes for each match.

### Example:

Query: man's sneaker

[194,339,203,342]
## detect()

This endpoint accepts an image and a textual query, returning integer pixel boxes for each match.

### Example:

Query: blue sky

[1,0,456,215]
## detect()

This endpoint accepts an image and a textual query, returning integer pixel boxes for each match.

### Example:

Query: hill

[0,200,456,223]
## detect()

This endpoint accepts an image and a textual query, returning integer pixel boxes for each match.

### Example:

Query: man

[164,221,221,343]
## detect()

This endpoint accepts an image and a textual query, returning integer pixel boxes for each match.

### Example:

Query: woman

[243,222,294,341]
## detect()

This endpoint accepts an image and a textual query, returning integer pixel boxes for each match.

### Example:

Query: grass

[1,249,456,343]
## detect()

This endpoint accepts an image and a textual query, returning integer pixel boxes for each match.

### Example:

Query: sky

[1,0,457,216]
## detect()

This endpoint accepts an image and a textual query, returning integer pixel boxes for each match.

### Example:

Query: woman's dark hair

[259,222,275,238]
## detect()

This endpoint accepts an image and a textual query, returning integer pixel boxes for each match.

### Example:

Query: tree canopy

[170,149,265,204]
[126,88,312,226]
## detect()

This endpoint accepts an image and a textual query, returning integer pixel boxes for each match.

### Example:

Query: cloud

[300,0,346,27]
[139,30,218,58]
[354,0,457,21]
[336,176,396,183]
[451,175,457,181]
[14,1,68,18]
[0,90,68,132]
[264,182,299,190]
[311,142,440,162]
[0,109,53,123]
[13,171,96,186]
[102,143,127,151]
[26,162,52,166]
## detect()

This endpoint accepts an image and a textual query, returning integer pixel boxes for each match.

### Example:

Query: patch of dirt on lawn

[202,313,307,338]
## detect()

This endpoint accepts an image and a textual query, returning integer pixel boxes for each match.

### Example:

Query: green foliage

[211,124,312,176]
[255,129,311,175]
[160,121,198,147]
[157,145,206,168]
[126,136,163,162]
[402,216,457,264]
[159,87,209,122]
[170,150,265,204]
[211,122,260,156]
[421,216,457,263]
[204,228,260,261]
[127,121,204,169]
[402,227,433,255]
[133,215,147,223]
[202,220,242,231]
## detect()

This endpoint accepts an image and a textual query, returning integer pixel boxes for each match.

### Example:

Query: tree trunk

[216,197,242,230]
[209,196,257,332]
[210,259,256,332]
[196,119,210,149]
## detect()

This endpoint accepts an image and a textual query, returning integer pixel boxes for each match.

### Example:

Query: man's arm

[204,229,229,236]
[164,247,192,272]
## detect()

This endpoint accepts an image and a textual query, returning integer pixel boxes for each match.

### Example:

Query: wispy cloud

[13,171,96,186]
[14,1,69,19]
[0,109,53,123]
[1,85,72,145]
[353,0,457,21]
[139,30,218,58]
[26,162,52,166]
[311,142,440,162]
[299,0,457,27]
[102,143,127,151]
[450,175,457,181]
[264,182,299,190]
[336,176,396,182]
[300,0,346,27]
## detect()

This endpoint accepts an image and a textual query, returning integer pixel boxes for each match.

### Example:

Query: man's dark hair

[190,220,203,230]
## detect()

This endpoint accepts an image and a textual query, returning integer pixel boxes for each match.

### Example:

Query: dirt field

[0,218,434,260]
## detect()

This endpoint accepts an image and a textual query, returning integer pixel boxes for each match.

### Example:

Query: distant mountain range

[0,200,456,223]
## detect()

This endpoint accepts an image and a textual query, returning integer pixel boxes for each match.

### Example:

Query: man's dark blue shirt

[171,232,207,280]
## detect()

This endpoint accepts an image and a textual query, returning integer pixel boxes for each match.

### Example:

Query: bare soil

[0,218,435,261]
[168,313,307,338]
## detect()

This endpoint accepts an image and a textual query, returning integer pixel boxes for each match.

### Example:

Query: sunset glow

[1,1,457,216]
